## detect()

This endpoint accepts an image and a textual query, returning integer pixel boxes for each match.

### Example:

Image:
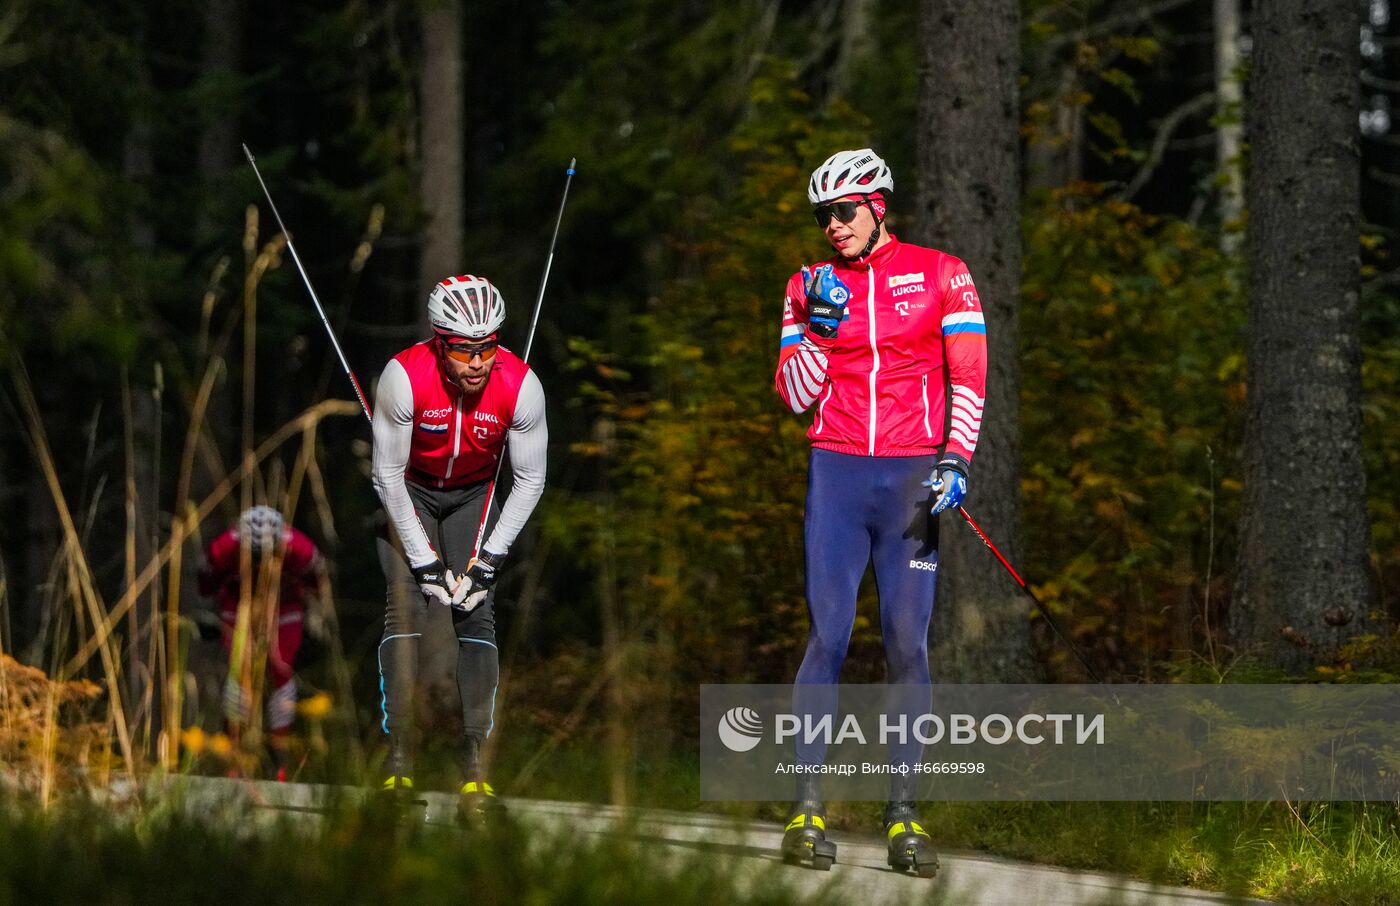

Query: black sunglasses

[812,200,863,229]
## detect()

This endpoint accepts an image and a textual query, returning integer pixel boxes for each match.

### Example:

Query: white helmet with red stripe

[807,148,894,203]
[428,274,506,340]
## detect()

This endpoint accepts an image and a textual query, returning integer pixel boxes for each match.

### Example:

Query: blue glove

[801,263,850,339]
[923,458,968,515]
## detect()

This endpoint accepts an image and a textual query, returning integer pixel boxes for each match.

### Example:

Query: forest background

[3,0,1400,807]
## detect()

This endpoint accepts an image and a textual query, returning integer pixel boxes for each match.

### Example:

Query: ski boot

[268,734,291,783]
[455,736,506,828]
[378,734,427,809]
[883,800,938,878]
[781,799,837,870]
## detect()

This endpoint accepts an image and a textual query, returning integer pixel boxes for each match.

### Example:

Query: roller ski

[883,801,938,878]
[455,780,507,828]
[780,800,837,871]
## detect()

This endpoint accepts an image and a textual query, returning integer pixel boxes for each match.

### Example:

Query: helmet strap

[857,198,885,259]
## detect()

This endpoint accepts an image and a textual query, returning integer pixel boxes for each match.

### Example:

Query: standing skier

[372,274,547,824]
[774,149,987,876]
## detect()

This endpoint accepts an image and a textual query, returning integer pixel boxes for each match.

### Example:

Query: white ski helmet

[807,148,894,204]
[238,505,285,556]
[428,274,506,340]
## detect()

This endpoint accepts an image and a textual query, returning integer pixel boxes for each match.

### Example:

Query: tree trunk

[915,0,1033,682]
[417,0,464,315]
[196,0,244,242]
[1213,0,1244,248]
[1234,0,1374,671]
[827,0,873,100]
[1025,65,1081,194]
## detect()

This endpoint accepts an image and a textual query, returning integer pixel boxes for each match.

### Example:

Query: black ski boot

[379,733,414,791]
[780,778,836,870]
[378,734,426,807]
[456,736,505,828]
[883,800,938,878]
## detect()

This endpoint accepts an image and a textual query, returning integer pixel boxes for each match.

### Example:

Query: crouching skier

[773,149,989,877]
[371,274,547,826]
[198,505,329,781]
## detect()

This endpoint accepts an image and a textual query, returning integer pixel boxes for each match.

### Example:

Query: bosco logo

[717,707,764,752]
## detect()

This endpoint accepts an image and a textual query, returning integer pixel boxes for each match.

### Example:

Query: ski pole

[471,158,577,560]
[955,506,1108,685]
[243,144,373,425]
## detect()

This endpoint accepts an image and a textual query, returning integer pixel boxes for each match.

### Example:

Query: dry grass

[0,653,110,800]
[5,204,374,795]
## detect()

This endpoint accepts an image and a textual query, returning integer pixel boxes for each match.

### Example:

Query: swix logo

[950,273,974,291]
[892,284,926,298]
[474,411,501,426]
[889,272,925,288]
[909,559,938,573]
[422,407,452,418]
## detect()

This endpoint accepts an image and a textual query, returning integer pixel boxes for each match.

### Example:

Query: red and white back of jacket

[393,341,529,488]
[774,235,988,463]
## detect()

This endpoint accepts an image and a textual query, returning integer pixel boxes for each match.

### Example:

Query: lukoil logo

[717,707,764,752]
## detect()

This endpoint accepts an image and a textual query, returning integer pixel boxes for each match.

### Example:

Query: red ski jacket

[775,235,987,462]
[392,341,531,489]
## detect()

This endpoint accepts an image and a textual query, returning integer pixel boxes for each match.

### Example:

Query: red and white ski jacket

[198,526,322,620]
[372,340,547,568]
[775,235,987,462]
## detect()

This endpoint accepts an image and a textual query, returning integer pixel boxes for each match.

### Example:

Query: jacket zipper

[442,398,463,486]
[921,375,932,438]
[866,263,879,456]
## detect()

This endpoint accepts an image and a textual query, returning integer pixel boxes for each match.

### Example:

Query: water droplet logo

[717,707,764,753]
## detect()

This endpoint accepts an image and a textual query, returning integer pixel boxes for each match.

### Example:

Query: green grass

[482,732,1400,906]
[0,790,843,906]
[822,800,1400,905]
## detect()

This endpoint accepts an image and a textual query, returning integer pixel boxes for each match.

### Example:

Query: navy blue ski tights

[793,448,940,776]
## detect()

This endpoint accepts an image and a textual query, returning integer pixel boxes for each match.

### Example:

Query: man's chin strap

[856,215,884,258]
[847,193,887,260]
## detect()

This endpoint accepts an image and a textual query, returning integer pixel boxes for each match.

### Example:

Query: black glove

[451,550,504,613]
[412,559,456,608]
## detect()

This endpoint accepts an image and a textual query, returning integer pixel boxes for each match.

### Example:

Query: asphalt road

[170,777,1270,906]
